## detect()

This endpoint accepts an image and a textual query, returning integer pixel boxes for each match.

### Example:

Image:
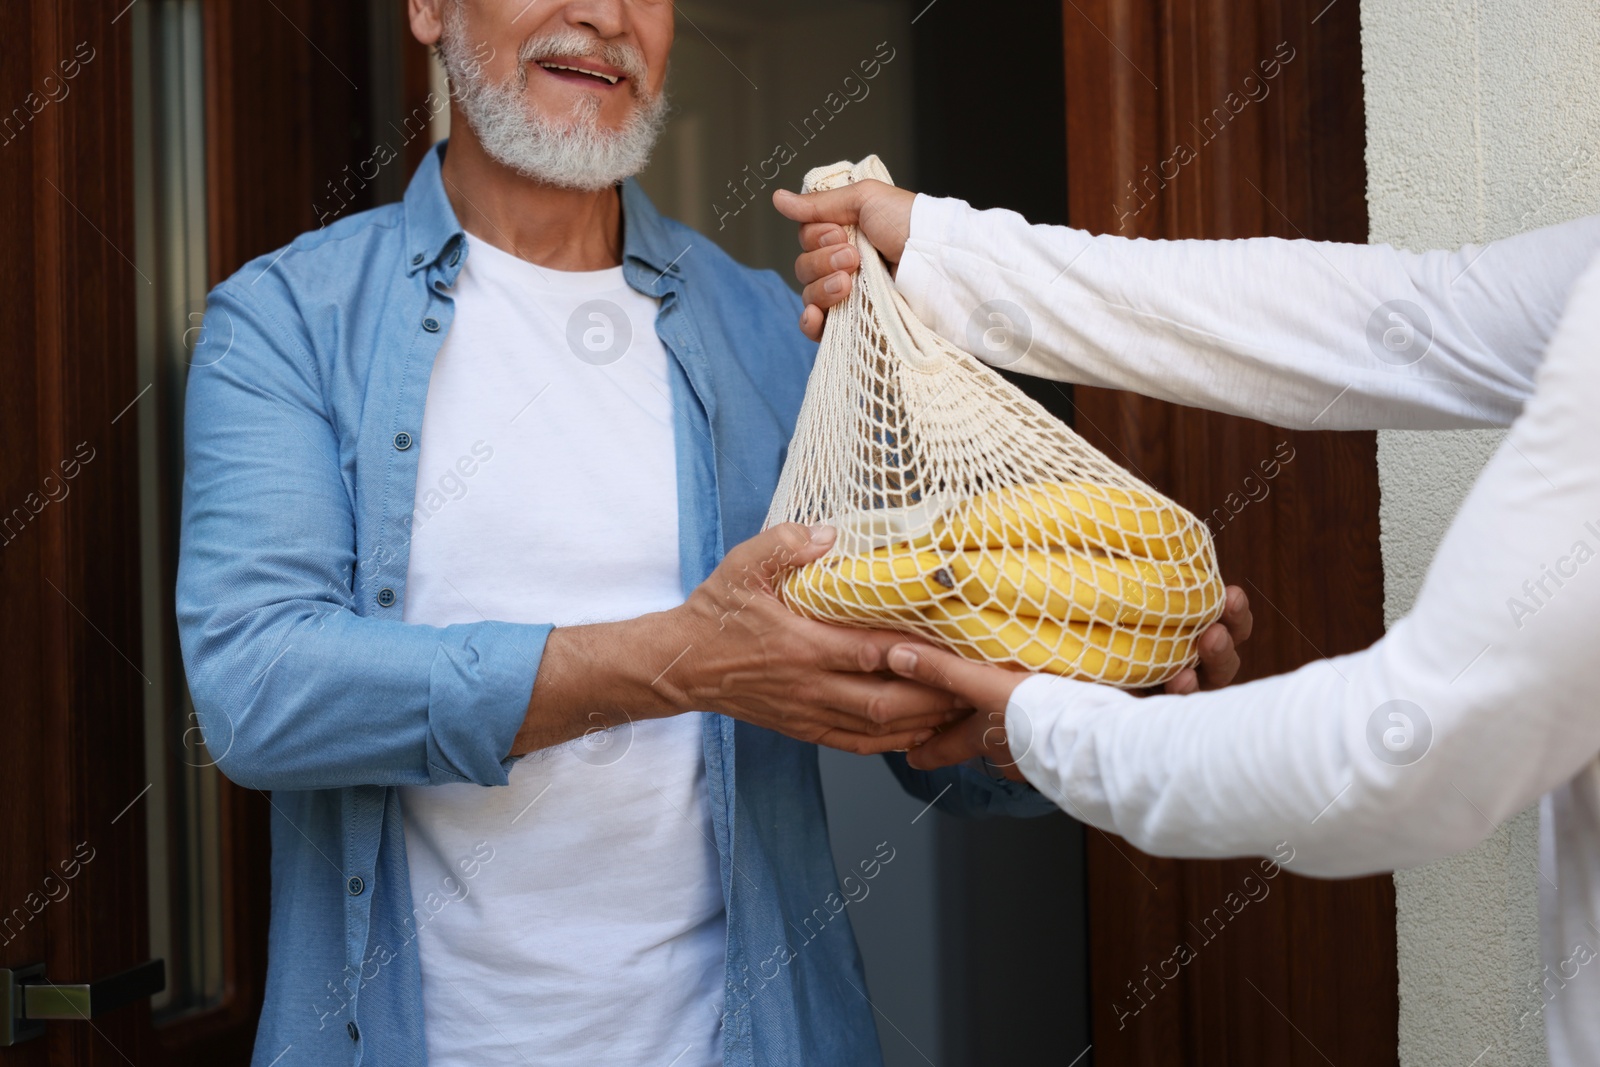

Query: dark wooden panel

[3,5,432,1064]
[1062,1,1396,1064]
[3,3,150,1065]
[0,7,54,1067]
[206,0,376,282]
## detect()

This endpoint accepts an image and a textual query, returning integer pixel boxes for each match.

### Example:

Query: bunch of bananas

[781,480,1225,688]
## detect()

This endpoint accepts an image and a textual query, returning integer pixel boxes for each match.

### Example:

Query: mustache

[517,28,651,88]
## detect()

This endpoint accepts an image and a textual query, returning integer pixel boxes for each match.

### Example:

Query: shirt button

[449,246,461,267]
[411,252,424,266]
[347,1020,360,1041]
[422,316,441,332]
[347,875,365,896]
[393,431,412,451]
[377,588,396,608]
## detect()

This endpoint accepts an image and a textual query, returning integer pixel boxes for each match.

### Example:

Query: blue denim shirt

[177,142,1051,1067]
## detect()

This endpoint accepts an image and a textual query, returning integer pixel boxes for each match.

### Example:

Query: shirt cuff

[1005,673,1120,825]
[893,194,968,323]
[426,620,553,786]
[911,192,969,240]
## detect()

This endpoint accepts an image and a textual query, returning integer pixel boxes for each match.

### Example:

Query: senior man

[177,2,1253,1065]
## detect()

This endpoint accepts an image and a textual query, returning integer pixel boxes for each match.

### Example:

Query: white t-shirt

[896,195,1600,1062]
[397,233,724,1067]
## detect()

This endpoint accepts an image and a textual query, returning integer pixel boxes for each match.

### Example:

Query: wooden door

[1,2,430,1062]
[1062,1,1398,1064]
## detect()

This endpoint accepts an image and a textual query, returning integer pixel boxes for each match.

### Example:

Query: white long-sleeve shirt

[895,194,1600,1063]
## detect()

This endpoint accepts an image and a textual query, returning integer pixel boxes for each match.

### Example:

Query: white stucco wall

[1361,2,1600,1064]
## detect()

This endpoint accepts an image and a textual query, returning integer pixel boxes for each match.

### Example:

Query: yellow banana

[778,478,1218,686]
[783,547,955,621]
[918,600,1195,689]
[949,547,1223,626]
[928,481,1205,562]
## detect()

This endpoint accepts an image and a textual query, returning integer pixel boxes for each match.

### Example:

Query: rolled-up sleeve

[881,753,1058,819]
[177,280,550,793]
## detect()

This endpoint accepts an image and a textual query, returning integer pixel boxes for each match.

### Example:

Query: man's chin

[528,117,638,142]
[460,80,666,191]
[523,95,646,138]
[494,139,650,192]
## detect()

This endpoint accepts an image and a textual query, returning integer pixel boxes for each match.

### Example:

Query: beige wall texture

[1362,1,1600,1064]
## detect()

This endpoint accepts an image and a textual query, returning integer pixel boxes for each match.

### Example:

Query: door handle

[1,959,165,1046]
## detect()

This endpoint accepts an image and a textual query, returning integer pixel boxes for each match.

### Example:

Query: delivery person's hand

[773,181,915,341]
[880,587,1255,777]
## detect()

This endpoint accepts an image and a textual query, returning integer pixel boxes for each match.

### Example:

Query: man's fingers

[798,658,967,724]
[1172,588,1248,691]
[1221,586,1253,645]
[1163,667,1200,696]
[810,620,970,675]
[807,620,897,673]
[718,522,835,590]
[904,713,985,771]
[795,697,959,738]
[829,674,968,726]
[815,725,943,757]
[1195,621,1242,690]
[792,643,969,713]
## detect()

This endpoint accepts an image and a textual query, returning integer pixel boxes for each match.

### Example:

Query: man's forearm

[509,522,975,761]
[510,611,684,756]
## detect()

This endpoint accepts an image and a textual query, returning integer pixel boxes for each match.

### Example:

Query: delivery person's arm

[882,253,1600,876]
[776,183,1600,432]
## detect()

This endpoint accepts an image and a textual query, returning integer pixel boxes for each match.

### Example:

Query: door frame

[1061,1,1398,1064]
[3,3,433,1063]
[5,2,155,1064]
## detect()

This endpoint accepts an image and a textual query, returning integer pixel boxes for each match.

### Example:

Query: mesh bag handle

[768,156,1225,688]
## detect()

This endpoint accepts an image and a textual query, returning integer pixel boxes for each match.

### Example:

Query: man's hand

[1159,586,1253,694]
[772,181,916,341]
[661,523,970,751]
[518,523,968,757]
[878,586,1254,774]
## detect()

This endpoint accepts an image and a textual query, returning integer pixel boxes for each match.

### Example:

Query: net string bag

[767,155,1225,689]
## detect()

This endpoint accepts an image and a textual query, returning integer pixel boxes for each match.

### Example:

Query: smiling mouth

[535,61,622,86]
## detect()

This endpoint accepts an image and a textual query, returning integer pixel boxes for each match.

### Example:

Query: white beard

[439,15,668,192]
